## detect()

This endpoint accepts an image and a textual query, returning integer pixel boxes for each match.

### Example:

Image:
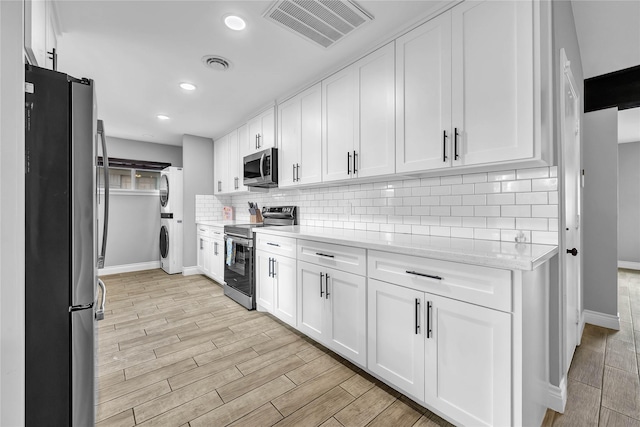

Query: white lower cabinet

[368,277,511,426]
[256,236,297,327]
[298,260,367,366]
[196,225,224,284]
[367,279,425,400]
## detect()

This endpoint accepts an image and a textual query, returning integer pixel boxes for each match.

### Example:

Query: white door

[260,108,275,150]
[325,268,366,366]
[297,261,326,343]
[425,294,510,427]
[322,66,356,182]
[211,239,224,284]
[367,279,425,401]
[298,83,322,185]
[273,255,297,327]
[202,237,212,277]
[451,0,534,166]
[256,251,274,312]
[197,235,205,272]
[356,42,396,178]
[396,12,452,172]
[278,94,300,188]
[561,48,582,370]
[248,114,262,155]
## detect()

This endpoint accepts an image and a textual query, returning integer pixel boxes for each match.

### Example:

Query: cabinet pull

[214,241,218,255]
[272,258,277,278]
[320,272,324,297]
[325,274,330,299]
[347,152,351,175]
[454,127,459,160]
[443,130,448,162]
[353,150,357,174]
[426,301,433,338]
[255,134,258,150]
[200,238,203,250]
[257,133,261,148]
[293,164,296,182]
[296,164,300,181]
[217,180,221,192]
[266,242,280,247]
[406,270,443,280]
[268,257,273,278]
[415,298,420,334]
[234,177,238,190]
[315,252,334,258]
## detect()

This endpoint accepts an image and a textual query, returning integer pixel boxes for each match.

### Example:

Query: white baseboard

[98,261,160,276]
[548,376,567,413]
[618,261,640,270]
[182,266,201,276]
[583,309,620,330]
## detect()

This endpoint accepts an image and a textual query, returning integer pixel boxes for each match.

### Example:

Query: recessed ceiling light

[179,82,196,91]
[157,114,170,121]
[224,15,246,31]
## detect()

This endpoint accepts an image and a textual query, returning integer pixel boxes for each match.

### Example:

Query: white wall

[583,108,619,317]
[618,141,640,267]
[0,1,25,424]
[106,136,182,167]
[183,134,214,269]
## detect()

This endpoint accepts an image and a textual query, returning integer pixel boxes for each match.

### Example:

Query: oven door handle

[224,234,252,247]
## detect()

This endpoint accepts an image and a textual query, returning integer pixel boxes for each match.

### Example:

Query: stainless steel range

[223,206,297,309]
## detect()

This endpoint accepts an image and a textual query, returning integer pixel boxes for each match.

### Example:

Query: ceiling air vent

[202,55,231,71]
[263,0,373,48]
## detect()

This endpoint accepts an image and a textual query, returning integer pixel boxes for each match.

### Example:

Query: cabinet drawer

[298,240,366,276]
[196,225,213,238]
[256,234,296,258]
[368,250,511,312]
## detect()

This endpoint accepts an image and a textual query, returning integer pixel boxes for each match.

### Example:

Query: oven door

[223,234,255,309]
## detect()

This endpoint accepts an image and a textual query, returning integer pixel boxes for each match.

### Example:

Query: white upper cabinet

[278,83,322,188]
[451,0,534,166]
[356,42,396,178]
[247,107,276,155]
[396,12,452,173]
[213,134,229,194]
[322,42,395,182]
[25,0,58,70]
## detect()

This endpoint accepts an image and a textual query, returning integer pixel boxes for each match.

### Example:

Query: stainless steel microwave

[243,147,278,188]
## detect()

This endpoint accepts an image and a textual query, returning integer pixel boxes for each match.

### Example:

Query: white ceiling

[54,0,450,146]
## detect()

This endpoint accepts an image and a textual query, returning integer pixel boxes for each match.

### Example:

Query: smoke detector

[263,0,373,49]
[201,55,231,71]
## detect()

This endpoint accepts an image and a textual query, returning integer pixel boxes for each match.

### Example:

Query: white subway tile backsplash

[516,167,549,179]
[502,180,532,193]
[195,166,559,244]
[488,170,516,181]
[516,192,548,205]
[532,178,558,192]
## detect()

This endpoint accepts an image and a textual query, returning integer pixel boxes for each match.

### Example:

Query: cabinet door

[202,238,213,277]
[278,94,300,189]
[248,115,262,155]
[367,279,425,401]
[256,251,274,312]
[424,294,510,427]
[356,42,396,178]
[226,129,240,193]
[197,235,205,272]
[298,83,322,185]
[297,261,326,343]
[322,66,356,182]
[260,108,276,150]
[396,12,452,172]
[214,135,229,194]
[451,0,534,166]
[325,268,366,366]
[273,255,297,327]
[211,239,224,284]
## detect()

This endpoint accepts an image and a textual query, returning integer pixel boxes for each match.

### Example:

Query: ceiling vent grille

[263,0,373,48]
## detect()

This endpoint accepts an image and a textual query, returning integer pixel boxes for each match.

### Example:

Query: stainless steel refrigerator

[25,64,109,426]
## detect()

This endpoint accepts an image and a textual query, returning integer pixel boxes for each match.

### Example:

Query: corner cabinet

[278,83,322,188]
[396,0,545,173]
[322,42,395,182]
[196,224,224,285]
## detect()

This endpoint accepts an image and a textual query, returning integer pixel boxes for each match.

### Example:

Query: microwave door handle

[259,152,265,180]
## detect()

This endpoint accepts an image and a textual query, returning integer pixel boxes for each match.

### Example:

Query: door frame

[558,48,583,381]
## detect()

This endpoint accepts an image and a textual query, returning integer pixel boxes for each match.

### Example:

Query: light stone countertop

[196,220,257,227]
[253,225,558,271]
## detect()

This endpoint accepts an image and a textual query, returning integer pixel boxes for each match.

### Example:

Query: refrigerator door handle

[97,120,109,269]
[95,279,106,321]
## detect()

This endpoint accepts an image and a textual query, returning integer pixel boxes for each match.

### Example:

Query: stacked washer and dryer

[159,167,183,274]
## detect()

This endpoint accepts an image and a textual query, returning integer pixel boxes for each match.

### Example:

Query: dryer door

[160,225,170,258]
[160,174,169,207]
